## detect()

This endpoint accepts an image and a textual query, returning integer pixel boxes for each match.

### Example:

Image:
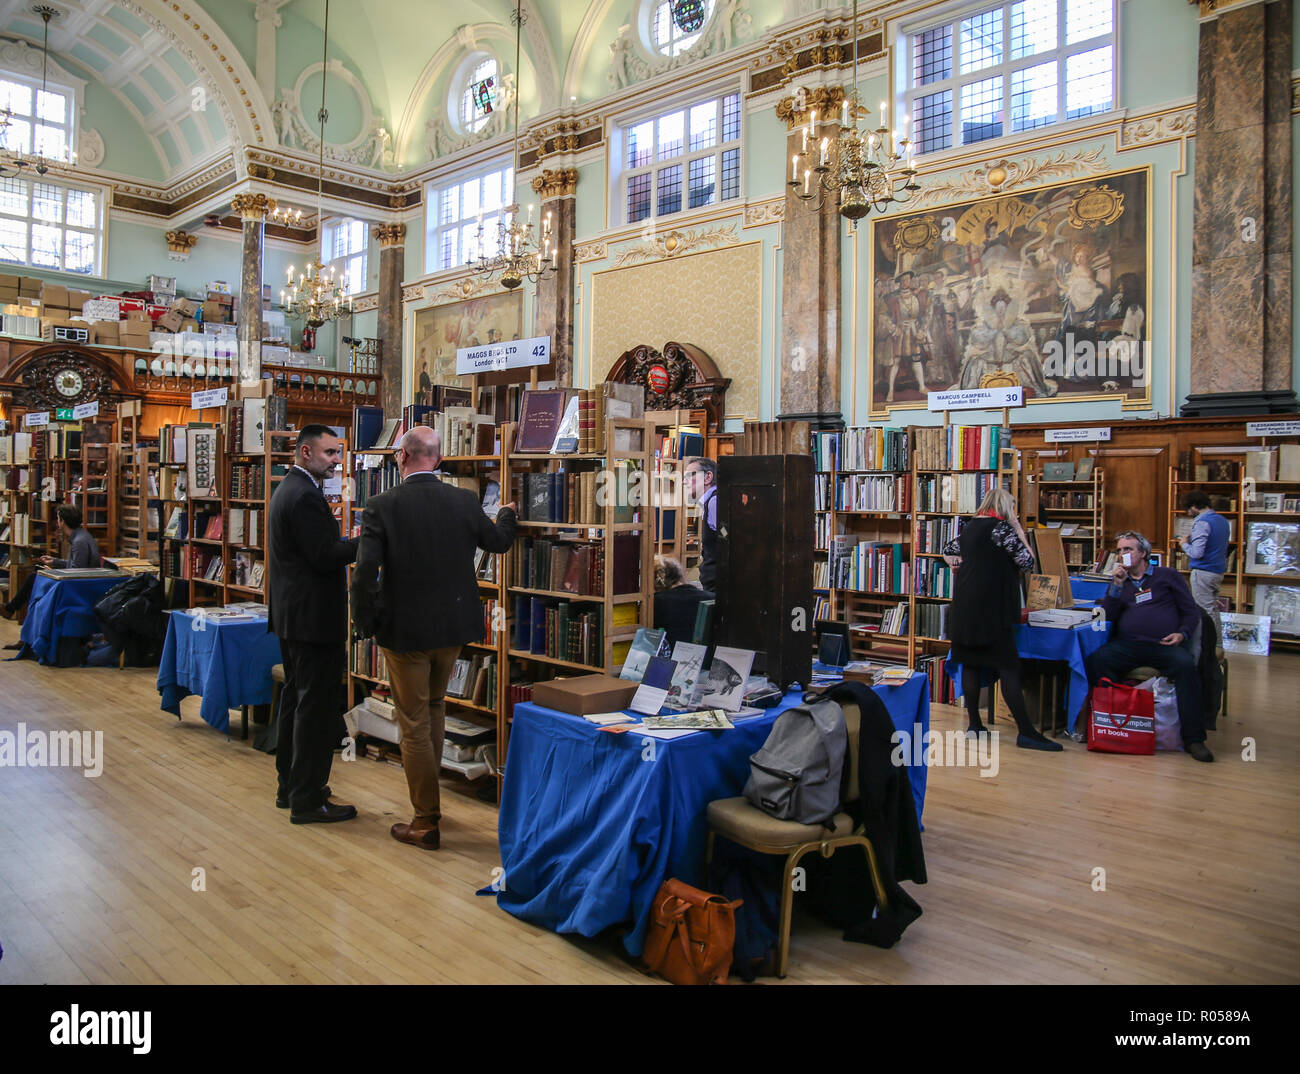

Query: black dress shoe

[276,784,331,809]
[290,800,357,824]
[1185,741,1214,763]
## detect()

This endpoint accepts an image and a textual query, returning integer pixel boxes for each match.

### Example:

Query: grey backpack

[743,699,848,826]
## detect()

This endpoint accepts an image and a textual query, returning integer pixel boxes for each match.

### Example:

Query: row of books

[350,637,389,681]
[514,383,644,455]
[914,602,949,641]
[513,534,641,595]
[0,513,32,545]
[505,679,534,712]
[1040,491,1095,509]
[419,405,495,458]
[912,425,1009,471]
[481,598,501,640]
[815,512,831,551]
[814,473,832,511]
[511,596,604,666]
[829,537,907,594]
[447,653,496,707]
[226,396,288,455]
[516,470,603,525]
[916,472,1006,515]
[913,558,954,599]
[840,427,911,472]
[916,516,962,555]
[836,474,911,513]
[229,462,266,500]
[917,653,958,704]
[352,456,400,507]
[228,508,261,546]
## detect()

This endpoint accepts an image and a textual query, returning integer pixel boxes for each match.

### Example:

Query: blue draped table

[156,610,282,735]
[495,675,929,956]
[17,574,125,666]
[1069,576,1111,603]
[947,620,1112,733]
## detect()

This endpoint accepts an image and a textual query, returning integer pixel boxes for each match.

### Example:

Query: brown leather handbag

[642,878,743,985]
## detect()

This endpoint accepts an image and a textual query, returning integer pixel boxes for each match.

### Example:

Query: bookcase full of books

[814,423,1018,706]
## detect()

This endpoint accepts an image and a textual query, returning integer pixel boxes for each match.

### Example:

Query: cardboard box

[18,277,41,296]
[40,284,68,308]
[156,310,183,333]
[0,273,19,290]
[92,320,120,345]
[181,318,200,332]
[124,309,151,325]
[0,288,19,306]
[531,674,638,716]
[201,299,223,321]
[68,289,92,309]
[207,280,231,294]
[170,297,198,317]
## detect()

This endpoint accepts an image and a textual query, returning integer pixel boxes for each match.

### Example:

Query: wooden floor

[1,615,1297,985]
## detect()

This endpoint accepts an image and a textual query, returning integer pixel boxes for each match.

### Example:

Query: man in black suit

[350,426,516,851]
[269,424,359,823]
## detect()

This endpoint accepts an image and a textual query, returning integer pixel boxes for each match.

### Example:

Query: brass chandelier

[281,0,349,327]
[789,0,921,221]
[0,6,69,179]
[472,0,554,290]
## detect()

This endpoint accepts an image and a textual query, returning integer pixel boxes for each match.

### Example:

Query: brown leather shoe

[391,821,440,851]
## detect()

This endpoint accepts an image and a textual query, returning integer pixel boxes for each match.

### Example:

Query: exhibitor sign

[456,335,550,376]
[1044,427,1112,443]
[927,387,1024,412]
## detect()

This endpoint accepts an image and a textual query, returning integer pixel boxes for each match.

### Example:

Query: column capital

[165,229,197,261]
[372,222,407,247]
[231,192,277,220]
[775,86,846,130]
[1188,0,1270,18]
[530,167,579,200]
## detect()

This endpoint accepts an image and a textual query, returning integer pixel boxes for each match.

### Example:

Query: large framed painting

[410,290,524,403]
[868,166,1151,418]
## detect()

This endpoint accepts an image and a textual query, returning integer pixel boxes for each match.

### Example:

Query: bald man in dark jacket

[351,426,515,851]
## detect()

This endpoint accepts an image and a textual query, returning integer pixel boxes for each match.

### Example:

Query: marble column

[529,168,578,385]
[1184,0,1296,414]
[776,88,844,425]
[231,193,275,386]
[373,222,406,416]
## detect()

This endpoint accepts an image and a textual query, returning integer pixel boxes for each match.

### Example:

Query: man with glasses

[682,457,719,590]
[350,426,516,851]
[1085,530,1213,762]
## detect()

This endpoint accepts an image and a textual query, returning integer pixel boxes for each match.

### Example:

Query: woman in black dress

[942,488,1061,751]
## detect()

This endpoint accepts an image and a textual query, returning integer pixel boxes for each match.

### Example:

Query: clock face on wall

[55,369,85,397]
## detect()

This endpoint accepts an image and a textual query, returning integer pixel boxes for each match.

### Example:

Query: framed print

[1220,612,1270,655]
[1076,457,1095,481]
[869,167,1152,417]
[410,290,524,403]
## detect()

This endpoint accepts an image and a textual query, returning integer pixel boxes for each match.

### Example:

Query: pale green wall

[82,82,167,182]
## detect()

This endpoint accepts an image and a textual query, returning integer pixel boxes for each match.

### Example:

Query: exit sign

[56,408,75,421]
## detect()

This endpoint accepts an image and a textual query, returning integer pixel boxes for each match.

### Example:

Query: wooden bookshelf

[1032,466,1105,570]
[501,417,655,785]
[112,400,159,564]
[647,408,708,580]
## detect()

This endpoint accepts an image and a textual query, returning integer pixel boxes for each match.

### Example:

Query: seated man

[1085,530,1213,763]
[2,505,102,623]
[652,555,713,648]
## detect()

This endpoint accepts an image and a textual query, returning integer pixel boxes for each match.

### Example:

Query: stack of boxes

[0,274,44,338]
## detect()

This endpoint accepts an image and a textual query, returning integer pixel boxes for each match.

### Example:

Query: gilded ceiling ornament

[1067,184,1125,230]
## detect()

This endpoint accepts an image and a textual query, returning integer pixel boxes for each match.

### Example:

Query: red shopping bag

[1086,678,1156,755]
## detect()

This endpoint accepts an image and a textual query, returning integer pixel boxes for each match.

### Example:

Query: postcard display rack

[814,424,1017,704]
[343,434,508,790]
[1167,438,1300,650]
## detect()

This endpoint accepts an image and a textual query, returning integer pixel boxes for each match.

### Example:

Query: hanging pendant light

[473,0,555,290]
[1,6,72,178]
[281,0,349,327]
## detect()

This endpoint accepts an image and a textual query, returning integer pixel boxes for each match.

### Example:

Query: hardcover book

[516,390,569,453]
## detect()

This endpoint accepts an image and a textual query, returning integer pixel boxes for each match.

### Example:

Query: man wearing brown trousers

[350,426,516,850]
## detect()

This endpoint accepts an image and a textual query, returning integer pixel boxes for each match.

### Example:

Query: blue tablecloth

[947,621,1112,733]
[156,611,282,734]
[496,675,929,956]
[17,574,125,666]
[1069,576,1110,602]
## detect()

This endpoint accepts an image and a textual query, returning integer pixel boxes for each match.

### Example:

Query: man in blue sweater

[1179,490,1230,646]
[1086,530,1213,762]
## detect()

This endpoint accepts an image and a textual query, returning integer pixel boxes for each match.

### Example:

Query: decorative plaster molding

[231,192,277,219]
[742,199,784,228]
[165,229,197,261]
[775,86,847,129]
[907,148,1111,207]
[613,224,740,267]
[403,273,511,306]
[749,16,884,96]
[607,1,754,92]
[573,240,608,263]
[372,223,408,247]
[1120,107,1197,147]
[1188,0,1270,17]
[425,74,516,160]
[78,128,105,168]
[351,292,380,313]
[530,167,579,199]
[272,68,392,169]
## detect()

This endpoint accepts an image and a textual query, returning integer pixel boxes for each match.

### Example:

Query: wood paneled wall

[1011,414,1299,553]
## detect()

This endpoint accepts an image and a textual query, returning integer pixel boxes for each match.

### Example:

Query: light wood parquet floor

[0,615,1296,985]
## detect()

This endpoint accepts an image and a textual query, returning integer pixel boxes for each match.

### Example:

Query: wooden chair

[703,700,888,978]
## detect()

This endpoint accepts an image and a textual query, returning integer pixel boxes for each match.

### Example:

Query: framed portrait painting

[410,290,524,404]
[868,167,1151,418]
